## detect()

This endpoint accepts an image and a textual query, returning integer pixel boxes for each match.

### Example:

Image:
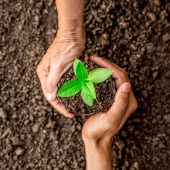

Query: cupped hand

[36,29,85,118]
[82,56,138,142]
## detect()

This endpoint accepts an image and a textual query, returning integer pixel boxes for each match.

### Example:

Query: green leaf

[73,59,81,74]
[57,80,82,97]
[81,88,93,106]
[73,59,88,80]
[81,83,93,98]
[87,68,113,84]
[85,81,96,99]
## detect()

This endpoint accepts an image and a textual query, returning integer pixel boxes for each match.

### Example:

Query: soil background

[0,0,170,170]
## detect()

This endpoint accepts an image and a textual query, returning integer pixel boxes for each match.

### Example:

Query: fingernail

[121,82,131,93]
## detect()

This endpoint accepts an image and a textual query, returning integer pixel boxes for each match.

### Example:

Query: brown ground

[0,0,170,170]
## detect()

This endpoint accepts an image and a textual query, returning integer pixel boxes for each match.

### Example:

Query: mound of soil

[58,60,115,115]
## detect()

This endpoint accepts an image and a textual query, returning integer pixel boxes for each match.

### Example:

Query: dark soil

[0,0,170,170]
[59,60,115,115]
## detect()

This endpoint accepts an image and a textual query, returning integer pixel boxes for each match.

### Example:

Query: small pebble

[0,108,6,119]
[71,125,76,132]
[46,118,55,129]
[133,162,139,169]
[32,122,40,133]
[142,90,148,98]
[147,12,156,22]
[101,4,106,10]
[162,33,170,42]
[153,71,158,79]
[163,114,170,123]
[15,147,24,156]
[76,124,82,131]
[153,0,161,6]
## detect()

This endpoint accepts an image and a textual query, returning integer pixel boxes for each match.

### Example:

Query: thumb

[107,82,131,120]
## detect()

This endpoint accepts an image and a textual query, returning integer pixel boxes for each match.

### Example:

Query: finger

[107,82,131,121]
[43,85,74,117]
[90,55,128,89]
[90,55,115,70]
[37,66,74,117]
[119,93,138,128]
[51,99,74,118]
[44,86,74,118]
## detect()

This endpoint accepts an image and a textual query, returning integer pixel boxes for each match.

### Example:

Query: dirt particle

[101,4,106,10]
[147,12,156,22]
[146,43,154,53]
[142,90,148,98]
[162,33,170,42]
[0,108,6,119]
[152,71,158,80]
[32,122,40,133]
[76,124,82,131]
[163,114,170,123]
[115,140,125,150]
[153,0,161,6]
[46,118,55,129]
[71,125,76,132]
[133,162,139,169]
[15,147,24,156]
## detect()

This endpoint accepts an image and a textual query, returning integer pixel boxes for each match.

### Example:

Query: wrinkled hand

[37,29,85,117]
[82,56,138,142]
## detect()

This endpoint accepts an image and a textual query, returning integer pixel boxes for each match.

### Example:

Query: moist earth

[59,60,115,115]
[0,0,170,170]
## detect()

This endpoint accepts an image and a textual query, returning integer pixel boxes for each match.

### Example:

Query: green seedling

[57,59,113,106]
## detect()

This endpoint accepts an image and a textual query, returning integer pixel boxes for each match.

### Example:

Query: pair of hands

[36,31,137,143]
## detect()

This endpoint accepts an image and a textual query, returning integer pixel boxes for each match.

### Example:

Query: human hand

[36,27,85,118]
[82,55,138,143]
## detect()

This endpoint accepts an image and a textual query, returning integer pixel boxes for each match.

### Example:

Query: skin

[36,0,85,117]
[82,56,138,170]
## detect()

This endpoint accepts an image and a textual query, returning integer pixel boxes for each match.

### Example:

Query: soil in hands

[58,59,116,115]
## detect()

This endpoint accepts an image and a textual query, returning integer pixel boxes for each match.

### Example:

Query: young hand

[82,56,138,170]
[82,55,138,142]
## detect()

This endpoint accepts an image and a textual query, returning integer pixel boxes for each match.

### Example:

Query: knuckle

[82,127,95,139]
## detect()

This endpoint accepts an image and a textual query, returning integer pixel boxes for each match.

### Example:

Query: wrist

[83,137,113,150]
[83,139,112,170]
[56,22,85,44]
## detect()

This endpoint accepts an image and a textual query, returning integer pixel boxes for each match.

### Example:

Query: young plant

[57,59,113,106]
